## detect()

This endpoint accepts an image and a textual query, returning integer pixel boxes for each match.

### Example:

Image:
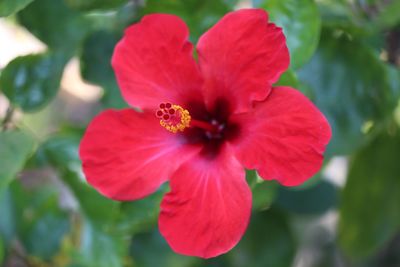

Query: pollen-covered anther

[156,103,191,133]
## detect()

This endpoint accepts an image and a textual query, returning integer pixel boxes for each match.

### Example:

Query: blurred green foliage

[0,0,400,266]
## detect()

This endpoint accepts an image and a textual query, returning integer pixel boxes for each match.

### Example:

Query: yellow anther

[156,104,191,133]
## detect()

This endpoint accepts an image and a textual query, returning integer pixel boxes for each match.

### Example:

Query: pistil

[190,119,218,133]
[156,102,219,134]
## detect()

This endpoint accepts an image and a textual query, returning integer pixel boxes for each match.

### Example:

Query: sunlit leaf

[0,131,35,194]
[274,69,301,89]
[0,0,34,17]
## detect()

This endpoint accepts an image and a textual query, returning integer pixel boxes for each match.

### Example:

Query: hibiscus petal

[197,9,289,113]
[231,86,331,186]
[159,145,251,258]
[79,109,200,201]
[112,14,203,110]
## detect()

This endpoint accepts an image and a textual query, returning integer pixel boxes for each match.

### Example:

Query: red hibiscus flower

[79,8,331,258]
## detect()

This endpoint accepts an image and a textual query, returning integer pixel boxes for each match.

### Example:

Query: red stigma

[156,102,175,123]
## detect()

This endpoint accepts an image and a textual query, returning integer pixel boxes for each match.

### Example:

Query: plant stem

[2,105,15,131]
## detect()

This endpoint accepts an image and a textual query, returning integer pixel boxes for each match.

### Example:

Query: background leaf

[275,180,338,215]
[0,53,66,112]
[64,0,129,11]
[130,230,197,267]
[0,0,34,17]
[19,185,70,261]
[339,131,400,258]
[298,28,395,155]
[18,0,90,54]
[37,135,126,267]
[80,31,126,108]
[0,131,35,195]
[254,0,321,69]
[0,235,4,265]
[229,209,296,267]
[140,0,237,41]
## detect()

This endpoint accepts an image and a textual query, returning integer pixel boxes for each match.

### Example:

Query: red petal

[159,145,251,258]
[231,87,332,186]
[112,14,203,110]
[197,9,289,112]
[79,109,200,201]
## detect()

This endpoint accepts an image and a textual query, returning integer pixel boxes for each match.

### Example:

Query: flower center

[156,102,220,134]
[156,103,191,133]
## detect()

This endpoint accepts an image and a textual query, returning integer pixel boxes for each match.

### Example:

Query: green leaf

[317,0,361,31]
[254,0,321,69]
[130,230,197,267]
[0,188,17,245]
[0,236,4,265]
[0,0,34,17]
[64,0,128,11]
[117,186,166,234]
[338,131,400,258]
[18,0,89,54]
[298,28,395,155]
[37,135,125,267]
[25,213,69,260]
[354,0,400,29]
[276,180,338,215]
[0,53,67,112]
[0,181,70,260]
[75,221,126,267]
[80,31,118,86]
[62,169,119,224]
[252,181,278,211]
[230,208,296,267]
[374,1,400,28]
[274,69,301,88]
[38,136,118,223]
[140,0,237,41]
[82,3,138,33]
[386,64,400,101]
[0,131,35,194]
[247,170,278,211]
[0,237,5,264]
[21,187,70,260]
[80,31,126,108]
